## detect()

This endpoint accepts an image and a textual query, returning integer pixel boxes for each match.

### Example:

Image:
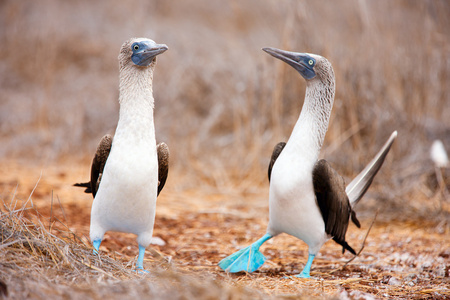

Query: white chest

[267,138,327,249]
[91,109,158,235]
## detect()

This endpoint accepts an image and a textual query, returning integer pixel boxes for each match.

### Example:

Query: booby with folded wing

[75,38,169,272]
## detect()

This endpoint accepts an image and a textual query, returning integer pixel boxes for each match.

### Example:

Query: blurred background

[0,0,449,216]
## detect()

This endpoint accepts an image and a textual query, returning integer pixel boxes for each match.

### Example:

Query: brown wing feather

[73,181,92,193]
[157,142,169,196]
[313,159,359,255]
[89,134,113,198]
[76,137,168,198]
[268,142,286,182]
[73,134,112,197]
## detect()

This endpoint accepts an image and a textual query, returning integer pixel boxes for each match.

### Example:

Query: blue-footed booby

[219,47,397,278]
[74,38,169,272]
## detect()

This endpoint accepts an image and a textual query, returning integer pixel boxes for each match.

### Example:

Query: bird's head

[119,38,168,70]
[262,48,333,84]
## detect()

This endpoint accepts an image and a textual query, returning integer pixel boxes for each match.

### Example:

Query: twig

[9,183,19,212]
[57,195,67,222]
[0,239,23,250]
[323,123,363,157]
[18,171,42,219]
[435,166,449,209]
[80,261,119,280]
[329,209,379,274]
[49,190,54,231]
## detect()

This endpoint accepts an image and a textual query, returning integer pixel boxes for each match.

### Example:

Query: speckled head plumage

[262,48,334,87]
[262,47,336,122]
[117,38,168,105]
[118,38,168,71]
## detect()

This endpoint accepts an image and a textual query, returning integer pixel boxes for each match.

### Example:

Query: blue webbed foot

[295,271,311,279]
[218,244,266,273]
[136,266,150,274]
[219,234,272,273]
[294,254,315,279]
[93,239,102,255]
[136,245,149,273]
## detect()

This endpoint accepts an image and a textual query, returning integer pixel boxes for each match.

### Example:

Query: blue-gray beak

[263,47,316,80]
[132,43,168,67]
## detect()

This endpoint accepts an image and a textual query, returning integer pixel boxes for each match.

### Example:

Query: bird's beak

[143,44,169,60]
[132,44,168,67]
[262,47,316,80]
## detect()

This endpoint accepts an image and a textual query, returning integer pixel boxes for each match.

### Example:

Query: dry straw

[0,188,278,299]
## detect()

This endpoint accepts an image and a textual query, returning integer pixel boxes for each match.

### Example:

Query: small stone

[151,236,166,246]
[388,277,402,285]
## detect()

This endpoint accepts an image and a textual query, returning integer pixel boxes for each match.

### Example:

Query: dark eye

[308,60,314,66]
[133,44,139,51]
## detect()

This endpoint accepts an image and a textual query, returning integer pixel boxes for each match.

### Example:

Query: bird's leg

[93,239,102,255]
[296,254,315,278]
[219,233,273,273]
[136,245,149,273]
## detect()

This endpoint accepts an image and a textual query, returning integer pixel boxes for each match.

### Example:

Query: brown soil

[0,160,449,299]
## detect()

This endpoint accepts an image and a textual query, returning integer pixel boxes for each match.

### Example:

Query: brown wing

[268,142,286,182]
[313,159,360,255]
[157,142,169,196]
[73,134,112,197]
[89,134,113,198]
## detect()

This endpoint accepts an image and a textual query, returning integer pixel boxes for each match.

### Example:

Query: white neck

[287,79,335,162]
[115,66,155,140]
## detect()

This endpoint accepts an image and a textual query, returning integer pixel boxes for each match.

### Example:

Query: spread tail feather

[346,131,397,206]
[73,182,92,194]
[351,210,361,228]
[333,238,357,255]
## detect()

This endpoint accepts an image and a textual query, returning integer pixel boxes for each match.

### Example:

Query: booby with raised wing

[219,47,397,278]
[76,38,168,272]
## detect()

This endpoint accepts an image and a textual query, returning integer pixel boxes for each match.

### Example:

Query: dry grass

[0,166,330,299]
[0,185,267,299]
[0,162,449,299]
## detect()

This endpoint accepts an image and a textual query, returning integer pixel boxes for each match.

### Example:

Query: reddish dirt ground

[1,159,449,299]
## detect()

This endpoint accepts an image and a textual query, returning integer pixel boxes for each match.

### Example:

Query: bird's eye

[308,60,314,66]
[133,44,139,51]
